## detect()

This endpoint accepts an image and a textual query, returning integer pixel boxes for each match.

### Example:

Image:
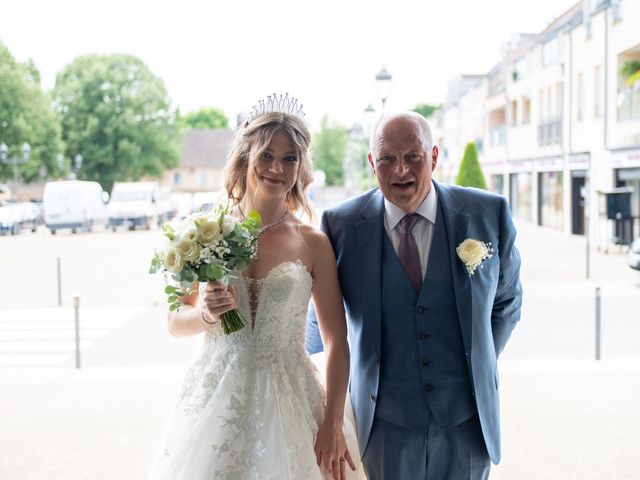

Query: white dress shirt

[383,182,438,278]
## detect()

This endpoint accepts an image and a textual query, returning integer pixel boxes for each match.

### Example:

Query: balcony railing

[617,86,640,121]
[538,119,562,146]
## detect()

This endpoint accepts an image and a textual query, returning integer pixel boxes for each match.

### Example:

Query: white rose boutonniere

[456,239,494,275]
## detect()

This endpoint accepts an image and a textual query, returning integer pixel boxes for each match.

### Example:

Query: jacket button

[417,306,425,314]
[370,394,376,402]
[419,332,430,340]
[421,358,432,367]
[423,384,434,392]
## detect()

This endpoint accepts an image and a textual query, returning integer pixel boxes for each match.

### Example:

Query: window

[577,73,584,121]
[513,57,526,82]
[556,82,564,119]
[198,172,208,187]
[523,97,532,124]
[594,65,603,117]
[543,37,559,66]
[510,100,518,126]
[540,89,545,121]
[173,172,181,186]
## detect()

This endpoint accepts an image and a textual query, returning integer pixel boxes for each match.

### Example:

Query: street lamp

[56,154,65,175]
[74,154,83,172]
[375,66,393,111]
[0,142,31,201]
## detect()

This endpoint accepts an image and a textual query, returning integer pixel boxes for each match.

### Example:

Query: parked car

[108,181,171,231]
[628,237,640,271]
[0,200,21,235]
[43,180,110,234]
[0,200,43,235]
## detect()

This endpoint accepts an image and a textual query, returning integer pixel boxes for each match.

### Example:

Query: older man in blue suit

[307,112,522,479]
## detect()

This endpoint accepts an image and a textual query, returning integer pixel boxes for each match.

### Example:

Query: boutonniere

[456,239,494,275]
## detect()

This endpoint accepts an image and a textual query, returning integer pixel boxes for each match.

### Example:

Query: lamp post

[72,154,83,180]
[375,66,393,111]
[363,104,377,188]
[0,142,31,201]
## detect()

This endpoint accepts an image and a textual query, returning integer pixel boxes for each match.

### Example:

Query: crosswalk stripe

[0,329,109,341]
[0,305,146,367]
[0,321,124,330]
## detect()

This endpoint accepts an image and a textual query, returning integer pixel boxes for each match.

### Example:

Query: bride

[147,95,362,479]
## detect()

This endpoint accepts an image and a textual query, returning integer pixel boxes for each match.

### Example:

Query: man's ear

[432,146,439,169]
[368,153,376,172]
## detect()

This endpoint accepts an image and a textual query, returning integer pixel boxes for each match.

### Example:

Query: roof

[180,129,235,168]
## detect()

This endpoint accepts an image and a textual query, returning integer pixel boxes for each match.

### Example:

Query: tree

[179,107,229,130]
[0,41,64,183]
[455,142,487,189]
[412,103,440,119]
[53,54,179,191]
[311,115,349,186]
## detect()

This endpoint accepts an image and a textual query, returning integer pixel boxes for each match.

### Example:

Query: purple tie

[398,214,422,292]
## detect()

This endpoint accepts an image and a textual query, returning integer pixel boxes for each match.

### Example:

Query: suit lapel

[435,183,473,354]
[356,190,384,361]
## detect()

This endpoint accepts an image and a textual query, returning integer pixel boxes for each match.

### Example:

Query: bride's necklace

[239,205,289,259]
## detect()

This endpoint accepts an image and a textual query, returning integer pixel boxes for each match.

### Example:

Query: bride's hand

[202,280,237,322]
[314,420,356,480]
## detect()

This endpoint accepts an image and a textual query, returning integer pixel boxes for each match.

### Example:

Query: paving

[1,218,639,479]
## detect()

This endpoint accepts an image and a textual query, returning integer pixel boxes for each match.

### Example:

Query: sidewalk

[2,359,638,480]
[1,222,639,479]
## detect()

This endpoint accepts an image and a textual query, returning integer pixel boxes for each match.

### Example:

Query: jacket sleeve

[491,197,523,357]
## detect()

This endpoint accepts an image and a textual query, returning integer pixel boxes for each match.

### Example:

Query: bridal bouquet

[149,207,261,334]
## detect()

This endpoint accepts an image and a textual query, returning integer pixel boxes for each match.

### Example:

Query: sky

[1,0,579,128]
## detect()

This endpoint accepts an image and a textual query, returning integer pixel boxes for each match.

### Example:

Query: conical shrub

[455,142,487,189]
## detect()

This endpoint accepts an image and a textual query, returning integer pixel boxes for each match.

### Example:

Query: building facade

[162,129,235,194]
[441,0,640,246]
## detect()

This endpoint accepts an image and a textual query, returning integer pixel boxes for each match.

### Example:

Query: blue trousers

[362,415,491,480]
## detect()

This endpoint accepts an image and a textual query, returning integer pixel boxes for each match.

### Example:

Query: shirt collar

[384,181,438,231]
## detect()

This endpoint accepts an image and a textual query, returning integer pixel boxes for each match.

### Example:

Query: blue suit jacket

[310,182,522,463]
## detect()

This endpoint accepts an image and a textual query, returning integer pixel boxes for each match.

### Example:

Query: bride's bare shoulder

[294,222,334,258]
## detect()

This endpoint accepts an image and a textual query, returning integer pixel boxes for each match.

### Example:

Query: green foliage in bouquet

[149,207,262,334]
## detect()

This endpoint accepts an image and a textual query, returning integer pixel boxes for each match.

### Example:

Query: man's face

[368,116,438,213]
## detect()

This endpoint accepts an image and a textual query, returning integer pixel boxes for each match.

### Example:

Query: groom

[307,112,522,479]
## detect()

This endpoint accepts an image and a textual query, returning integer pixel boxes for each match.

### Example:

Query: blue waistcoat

[376,200,476,431]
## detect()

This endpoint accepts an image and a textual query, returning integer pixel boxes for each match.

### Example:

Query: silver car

[629,237,640,271]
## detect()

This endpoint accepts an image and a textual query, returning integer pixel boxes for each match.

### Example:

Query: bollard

[74,294,81,369]
[57,257,62,307]
[595,287,601,361]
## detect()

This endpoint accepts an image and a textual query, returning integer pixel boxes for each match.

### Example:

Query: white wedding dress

[148,260,363,479]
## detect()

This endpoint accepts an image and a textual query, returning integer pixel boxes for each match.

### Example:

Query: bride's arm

[309,230,357,477]
[167,282,236,337]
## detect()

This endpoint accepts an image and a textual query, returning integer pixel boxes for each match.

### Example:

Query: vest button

[417,306,425,314]
[423,384,435,392]
[421,358,432,367]
[419,331,430,340]
[370,394,376,402]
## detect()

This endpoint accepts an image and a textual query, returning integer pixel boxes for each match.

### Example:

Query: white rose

[175,238,201,262]
[456,239,491,275]
[154,237,171,261]
[163,246,184,272]
[198,220,222,244]
[221,215,237,236]
[181,226,199,243]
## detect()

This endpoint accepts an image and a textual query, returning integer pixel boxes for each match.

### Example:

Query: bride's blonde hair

[224,112,314,219]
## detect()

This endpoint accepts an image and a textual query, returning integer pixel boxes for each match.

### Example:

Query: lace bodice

[200,260,313,355]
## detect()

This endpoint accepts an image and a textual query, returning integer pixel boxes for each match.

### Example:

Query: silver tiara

[246,93,305,124]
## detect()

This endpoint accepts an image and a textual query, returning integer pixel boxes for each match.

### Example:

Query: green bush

[455,142,487,190]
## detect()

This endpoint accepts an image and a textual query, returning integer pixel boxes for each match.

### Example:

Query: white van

[42,181,110,234]
[108,181,171,231]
